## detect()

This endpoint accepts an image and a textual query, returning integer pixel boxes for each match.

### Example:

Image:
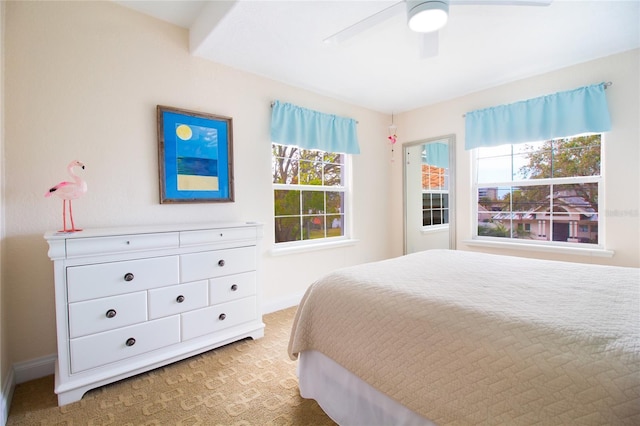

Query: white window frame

[469,134,612,256]
[421,162,450,231]
[271,143,354,253]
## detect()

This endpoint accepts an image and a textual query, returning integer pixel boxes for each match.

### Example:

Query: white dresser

[44,222,264,406]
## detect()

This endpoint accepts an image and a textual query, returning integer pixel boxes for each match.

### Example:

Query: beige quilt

[288,250,640,425]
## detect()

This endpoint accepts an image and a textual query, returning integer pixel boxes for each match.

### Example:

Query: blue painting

[158,106,233,203]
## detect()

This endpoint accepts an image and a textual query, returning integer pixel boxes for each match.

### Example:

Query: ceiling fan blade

[323,1,406,44]
[419,32,439,58]
[450,0,552,6]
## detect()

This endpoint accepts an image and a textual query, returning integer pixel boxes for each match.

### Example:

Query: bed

[288,249,640,425]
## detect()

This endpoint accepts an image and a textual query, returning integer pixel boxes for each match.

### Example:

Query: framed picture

[157,105,234,203]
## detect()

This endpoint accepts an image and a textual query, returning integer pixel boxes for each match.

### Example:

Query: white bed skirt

[298,350,435,426]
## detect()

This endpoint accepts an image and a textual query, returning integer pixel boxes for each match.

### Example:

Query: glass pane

[326,191,344,214]
[551,183,598,244]
[433,167,446,190]
[511,185,551,212]
[423,210,432,226]
[303,216,325,240]
[422,165,430,190]
[478,186,508,213]
[442,193,449,209]
[272,144,300,184]
[432,209,443,225]
[554,183,598,213]
[431,193,443,209]
[477,155,512,183]
[299,160,322,185]
[272,156,299,184]
[324,163,343,186]
[442,170,449,191]
[514,185,550,241]
[274,217,301,243]
[302,191,324,215]
[422,193,432,210]
[514,141,553,180]
[482,186,513,239]
[324,152,344,164]
[552,135,601,178]
[327,214,344,237]
[443,208,449,224]
[274,190,300,216]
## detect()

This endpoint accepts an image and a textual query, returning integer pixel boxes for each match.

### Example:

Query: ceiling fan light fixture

[407,0,449,33]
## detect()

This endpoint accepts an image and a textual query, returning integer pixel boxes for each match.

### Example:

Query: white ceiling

[116,0,640,114]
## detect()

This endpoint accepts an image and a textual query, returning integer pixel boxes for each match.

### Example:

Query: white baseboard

[1,367,15,426]
[13,354,56,385]
[262,291,305,315]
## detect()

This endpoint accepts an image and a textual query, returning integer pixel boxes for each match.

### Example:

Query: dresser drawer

[148,280,208,320]
[70,316,180,373]
[66,232,179,258]
[181,296,257,341]
[67,256,179,303]
[180,246,256,283]
[209,271,256,305]
[68,292,147,338]
[180,227,257,247]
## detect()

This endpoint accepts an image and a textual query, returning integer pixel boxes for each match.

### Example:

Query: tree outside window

[273,143,346,244]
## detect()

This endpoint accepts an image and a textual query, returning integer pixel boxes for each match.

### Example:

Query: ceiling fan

[323,0,553,58]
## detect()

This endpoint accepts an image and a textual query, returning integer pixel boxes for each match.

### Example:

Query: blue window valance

[424,142,449,169]
[271,100,360,154]
[464,83,611,150]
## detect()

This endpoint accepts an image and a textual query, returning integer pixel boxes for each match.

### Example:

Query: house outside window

[474,134,602,245]
[272,143,348,245]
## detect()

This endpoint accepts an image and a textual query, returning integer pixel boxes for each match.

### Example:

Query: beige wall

[395,49,640,267]
[1,0,7,405]
[4,1,393,366]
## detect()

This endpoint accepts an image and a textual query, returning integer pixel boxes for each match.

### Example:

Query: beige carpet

[8,307,336,425]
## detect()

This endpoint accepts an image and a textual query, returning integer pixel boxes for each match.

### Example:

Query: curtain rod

[461,81,613,118]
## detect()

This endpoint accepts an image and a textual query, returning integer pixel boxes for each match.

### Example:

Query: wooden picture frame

[157,105,234,203]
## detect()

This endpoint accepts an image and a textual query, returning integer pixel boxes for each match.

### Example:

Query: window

[474,134,601,245]
[272,143,347,244]
[422,163,449,227]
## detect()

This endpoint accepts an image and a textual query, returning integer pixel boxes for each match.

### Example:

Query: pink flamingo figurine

[45,160,87,232]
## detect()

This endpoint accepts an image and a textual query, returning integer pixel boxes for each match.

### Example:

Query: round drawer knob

[218,259,225,267]
[105,309,117,318]
[125,338,136,347]
[230,284,238,291]
[219,313,226,321]
[176,295,185,303]
[124,273,134,282]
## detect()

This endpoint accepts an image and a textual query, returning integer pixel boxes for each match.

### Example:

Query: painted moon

[176,124,193,140]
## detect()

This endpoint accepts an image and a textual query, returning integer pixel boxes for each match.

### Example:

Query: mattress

[288,249,640,424]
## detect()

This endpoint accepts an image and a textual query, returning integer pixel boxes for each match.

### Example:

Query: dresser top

[44,221,262,241]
